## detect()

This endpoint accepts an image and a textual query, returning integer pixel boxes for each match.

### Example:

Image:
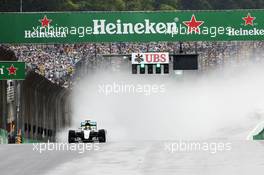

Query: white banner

[131,52,169,64]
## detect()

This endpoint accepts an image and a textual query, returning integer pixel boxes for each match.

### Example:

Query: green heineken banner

[0,62,26,80]
[0,10,264,43]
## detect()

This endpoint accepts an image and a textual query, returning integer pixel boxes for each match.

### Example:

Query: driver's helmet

[84,125,91,130]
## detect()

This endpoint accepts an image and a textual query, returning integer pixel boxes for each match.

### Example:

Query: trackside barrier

[253,128,264,140]
[22,136,41,143]
[0,129,8,144]
[19,71,71,143]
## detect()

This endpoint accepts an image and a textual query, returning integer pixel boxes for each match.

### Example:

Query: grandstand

[1,41,264,88]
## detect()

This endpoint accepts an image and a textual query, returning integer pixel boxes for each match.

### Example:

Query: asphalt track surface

[0,141,264,175]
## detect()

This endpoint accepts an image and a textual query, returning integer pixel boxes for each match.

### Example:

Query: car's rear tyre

[98,129,106,143]
[68,130,76,143]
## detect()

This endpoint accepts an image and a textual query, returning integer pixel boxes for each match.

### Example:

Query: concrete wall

[0,81,7,130]
[19,71,71,142]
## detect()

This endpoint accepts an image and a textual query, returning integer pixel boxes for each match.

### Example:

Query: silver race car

[68,120,106,143]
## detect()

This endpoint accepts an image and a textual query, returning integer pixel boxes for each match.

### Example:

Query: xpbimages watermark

[98,82,166,96]
[164,141,232,154]
[33,141,101,154]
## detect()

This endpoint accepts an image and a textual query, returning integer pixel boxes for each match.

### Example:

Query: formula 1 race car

[68,120,106,143]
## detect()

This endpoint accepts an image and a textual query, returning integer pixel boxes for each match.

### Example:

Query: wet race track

[1,141,264,175]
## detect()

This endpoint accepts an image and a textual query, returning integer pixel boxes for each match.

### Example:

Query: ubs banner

[0,10,264,43]
[131,52,169,64]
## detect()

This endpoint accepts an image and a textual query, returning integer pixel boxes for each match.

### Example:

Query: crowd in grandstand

[2,41,264,88]
[9,44,95,87]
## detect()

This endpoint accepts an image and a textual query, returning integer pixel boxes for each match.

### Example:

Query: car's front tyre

[68,130,76,143]
[98,129,106,143]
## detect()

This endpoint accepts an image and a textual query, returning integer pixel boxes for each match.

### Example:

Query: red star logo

[242,13,255,26]
[183,14,204,33]
[7,64,17,75]
[39,15,52,27]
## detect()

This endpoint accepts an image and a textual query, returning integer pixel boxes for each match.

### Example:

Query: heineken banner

[0,10,264,43]
[0,62,26,80]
